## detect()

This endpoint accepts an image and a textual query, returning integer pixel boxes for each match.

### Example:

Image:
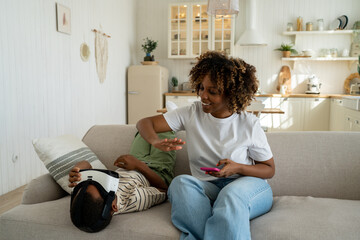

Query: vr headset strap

[101,191,115,219]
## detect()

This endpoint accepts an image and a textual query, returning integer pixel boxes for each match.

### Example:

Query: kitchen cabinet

[270,97,304,131]
[329,98,360,131]
[168,2,235,59]
[254,97,272,131]
[269,97,330,132]
[329,98,346,131]
[344,109,360,131]
[303,98,330,131]
[351,117,360,131]
[165,95,199,108]
[281,30,358,69]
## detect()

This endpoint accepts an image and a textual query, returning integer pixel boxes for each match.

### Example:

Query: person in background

[136,51,275,240]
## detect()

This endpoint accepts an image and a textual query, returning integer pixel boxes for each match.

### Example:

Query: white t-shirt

[164,101,273,181]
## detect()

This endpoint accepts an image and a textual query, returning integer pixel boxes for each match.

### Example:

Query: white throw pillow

[33,135,107,194]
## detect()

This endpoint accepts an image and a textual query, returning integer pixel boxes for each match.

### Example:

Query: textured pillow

[32,135,106,194]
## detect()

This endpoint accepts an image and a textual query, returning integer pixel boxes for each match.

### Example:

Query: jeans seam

[248,181,271,203]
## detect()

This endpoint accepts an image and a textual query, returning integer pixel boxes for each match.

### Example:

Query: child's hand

[114,155,144,171]
[68,167,81,188]
[152,138,185,151]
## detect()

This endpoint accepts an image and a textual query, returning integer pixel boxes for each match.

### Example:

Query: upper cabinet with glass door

[168,2,235,59]
[191,4,210,56]
[213,15,234,55]
[169,4,188,57]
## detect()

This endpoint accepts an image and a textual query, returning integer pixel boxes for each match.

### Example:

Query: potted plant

[275,43,298,58]
[142,37,158,61]
[171,77,179,91]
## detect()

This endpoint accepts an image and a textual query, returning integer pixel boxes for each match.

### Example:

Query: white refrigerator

[127,65,169,124]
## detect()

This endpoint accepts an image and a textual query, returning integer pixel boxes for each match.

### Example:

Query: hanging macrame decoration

[93,29,110,84]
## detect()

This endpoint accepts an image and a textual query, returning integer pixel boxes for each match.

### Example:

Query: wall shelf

[283,30,354,46]
[282,57,358,69]
[283,30,354,36]
[282,30,358,69]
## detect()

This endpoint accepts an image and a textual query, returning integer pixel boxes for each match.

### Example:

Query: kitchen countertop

[165,92,358,99]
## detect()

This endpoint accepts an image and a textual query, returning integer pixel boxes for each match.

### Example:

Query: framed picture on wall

[56,3,71,34]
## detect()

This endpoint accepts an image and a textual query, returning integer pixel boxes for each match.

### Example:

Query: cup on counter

[330,48,338,58]
[317,19,324,31]
[319,49,331,58]
[287,22,294,31]
[306,22,313,31]
[342,49,350,57]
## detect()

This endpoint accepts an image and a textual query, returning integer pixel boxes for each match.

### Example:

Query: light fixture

[207,0,239,16]
[236,0,267,46]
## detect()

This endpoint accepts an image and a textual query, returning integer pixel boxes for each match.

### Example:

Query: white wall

[136,0,360,94]
[0,0,137,195]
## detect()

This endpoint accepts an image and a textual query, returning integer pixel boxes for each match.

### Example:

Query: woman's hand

[114,154,145,171]
[68,167,81,188]
[207,159,241,178]
[207,158,275,179]
[152,138,185,152]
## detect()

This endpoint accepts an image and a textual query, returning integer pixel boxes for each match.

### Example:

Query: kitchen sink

[342,96,360,111]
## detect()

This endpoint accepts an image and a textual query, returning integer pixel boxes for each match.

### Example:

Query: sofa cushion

[266,132,360,200]
[82,125,138,170]
[33,135,107,194]
[251,196,360,240]
[2,195,359,240]
[0,197,180,240]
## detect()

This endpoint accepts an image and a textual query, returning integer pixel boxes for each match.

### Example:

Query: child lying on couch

[68,131,184,233]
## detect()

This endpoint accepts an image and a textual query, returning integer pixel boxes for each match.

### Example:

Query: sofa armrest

[21,173,68,204]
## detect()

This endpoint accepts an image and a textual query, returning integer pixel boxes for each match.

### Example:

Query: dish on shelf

[338,15,348,29]
[330,18,342,30]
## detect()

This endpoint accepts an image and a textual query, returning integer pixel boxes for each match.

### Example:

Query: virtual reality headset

[70,169,119,232]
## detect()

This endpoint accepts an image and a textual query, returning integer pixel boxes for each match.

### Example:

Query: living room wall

[0,0,137,195]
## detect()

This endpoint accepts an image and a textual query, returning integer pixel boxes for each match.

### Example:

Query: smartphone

[200,167,221,172]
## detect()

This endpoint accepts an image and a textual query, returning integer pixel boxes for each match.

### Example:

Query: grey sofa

[1,125,360,240]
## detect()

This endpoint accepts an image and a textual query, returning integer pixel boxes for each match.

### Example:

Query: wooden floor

[0,185,26,215]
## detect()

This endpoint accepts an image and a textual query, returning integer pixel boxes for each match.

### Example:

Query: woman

[137,51,275,240]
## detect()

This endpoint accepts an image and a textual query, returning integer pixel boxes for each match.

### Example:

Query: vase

[144,53,152,61]
[283,51,291,58]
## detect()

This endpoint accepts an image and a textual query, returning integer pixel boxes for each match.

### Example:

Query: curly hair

[189,51,259,113]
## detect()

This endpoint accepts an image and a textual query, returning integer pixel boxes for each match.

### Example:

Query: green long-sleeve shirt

[129,132,177,186]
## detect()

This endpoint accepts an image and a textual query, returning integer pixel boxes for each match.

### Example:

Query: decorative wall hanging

[80,43,90,62]
[56,3,71,34]
[92,29,111,83]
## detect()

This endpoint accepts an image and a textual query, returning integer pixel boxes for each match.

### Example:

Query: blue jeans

[167,175,273,240]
